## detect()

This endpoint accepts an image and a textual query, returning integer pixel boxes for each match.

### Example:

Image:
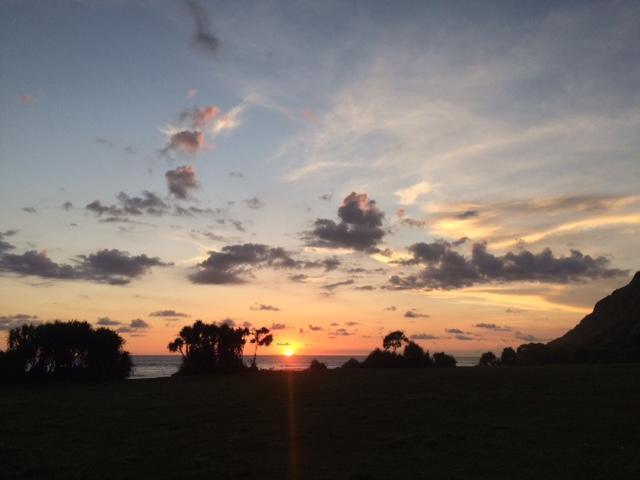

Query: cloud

[305,192,386,251]
[322,279,355,291]
[475,322,511,332]
[187,88,198,99]
[0,247,171,285]
[149,310,190,318]
[23,207,37,214]
[456,210,479,219]
[130,318,150,329]
[344,321,360,326]
[61,201,74,211]
[250,303,281,311]
[19,94,34,105]
[184,0,220,58]
[162,130,206,156]
[319,193,332,201]
[166,165,199,199]
[453,334,475,341]
[97,317,121,326]
[0,230,17,254]
[244,197,264,209]
[404,309,430,318]
[87,191,170,217]
[395,181,431,205]
[384,306,397,311]
[514,331,543,342]
[445,328,465,334]
[229,171,244,178]
[0,313,39,331]
[308,324,323,331]
[270,323,287,330]
[189,243,299,285]
[410,333,439,340]
[180,105,220,129]
[388,240,626,290]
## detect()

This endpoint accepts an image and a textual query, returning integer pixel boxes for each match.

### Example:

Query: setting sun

[283,348,295,357]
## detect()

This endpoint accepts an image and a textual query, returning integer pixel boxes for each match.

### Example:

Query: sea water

[130,354,481,379]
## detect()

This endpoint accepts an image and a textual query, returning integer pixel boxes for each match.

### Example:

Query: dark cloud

[344,321,360,326]
[62,201,74,211]
[184,0,220,57]
[250,303,281,311]
[456,210,479,219]
[289,273,309,283]
[514,331,543,342]
[166,165,199,199]
[97,317,121,326]
[244,197,264,209]
[322,279,355,291]
[0,313,39,331]
[86,191,170,218]
[0,247,171,285]
[319,193,332,201]
[0,230,17,254]
[475,322,512,331]
[354,285,376,290]
[410,333,439,340]
[404,309,430,318]
[130,318,150,329]
[150,310,190,317]
[445,328,466,334]
[384,306,397,311]
[189,243,298,285]
[305,192,386,251]
[270,323,287,330]
[23,207,37,214]
[389,240,626,290]
[454,334,475,341]
[229,171,244,178]
[308,324,323,331]
[330,328,352,336]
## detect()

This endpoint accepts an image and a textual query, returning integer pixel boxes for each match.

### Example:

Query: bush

[341,358,360,369]
[308,359,328,371]
[1,321,131,383]
[478,351,498,367]
[433,352,457,368]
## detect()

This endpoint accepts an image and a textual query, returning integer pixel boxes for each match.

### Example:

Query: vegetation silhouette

[307,358,328,370]
[0,321,131,383]
[248,326,273,370]
[168,320,254,374]
[478,351,499,367]
[342,330,455,369]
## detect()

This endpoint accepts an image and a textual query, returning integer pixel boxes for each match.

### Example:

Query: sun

[283,348,295,357]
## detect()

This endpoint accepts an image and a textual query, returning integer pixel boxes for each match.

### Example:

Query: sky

[1,0,639,356]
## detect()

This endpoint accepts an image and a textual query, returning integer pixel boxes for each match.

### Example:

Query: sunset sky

[1,0,639,356]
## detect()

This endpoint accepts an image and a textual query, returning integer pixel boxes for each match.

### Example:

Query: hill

[548,272,640,360]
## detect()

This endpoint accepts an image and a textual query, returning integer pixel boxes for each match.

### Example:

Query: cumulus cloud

[305,192,386,251]
[308,324,323,331]
[250,303,281,311]
[166,165,199,199]
[184,0,220,57]
[150,310,190,317]
[86,191,170,218]
[130,318,150,329]
[189,243,299,285]
[0,246,171,285]
[394,181,431,205]
[388,240,626,290]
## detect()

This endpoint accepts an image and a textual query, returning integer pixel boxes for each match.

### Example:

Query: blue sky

[1,0,639,354]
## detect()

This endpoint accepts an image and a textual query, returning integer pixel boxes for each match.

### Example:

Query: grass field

[1,365,639,479]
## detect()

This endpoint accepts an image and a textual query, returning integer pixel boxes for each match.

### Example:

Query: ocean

[130,354,481,379]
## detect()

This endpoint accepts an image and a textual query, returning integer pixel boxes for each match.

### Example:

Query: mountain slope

[548,272,640,356]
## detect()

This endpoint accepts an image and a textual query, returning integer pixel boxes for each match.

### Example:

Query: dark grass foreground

[2,366,640,479]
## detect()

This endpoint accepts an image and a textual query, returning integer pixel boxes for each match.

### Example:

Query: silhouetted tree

[516,343,558,365]
[307,359,328,370]
[403,341,432,367]
[478,351,498,367]
[1,321,131,382]
[500,347,517,366]
[248,327,273,369]
[167,320,249,374]
[433,352,457,368]
[341,358,360,369]
[383,330,408,353]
